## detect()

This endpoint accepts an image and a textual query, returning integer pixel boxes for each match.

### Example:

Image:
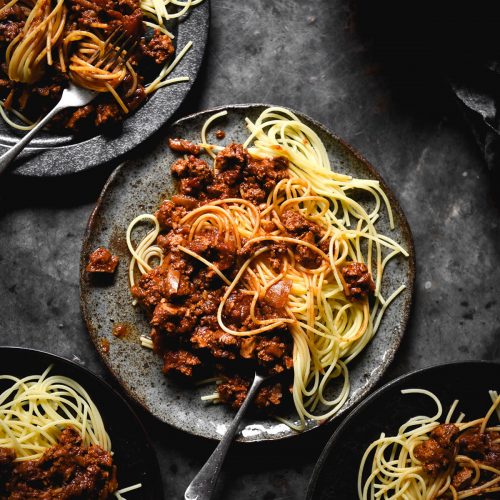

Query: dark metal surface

[1,3,209,177]
[306,361,500,499]
[1,0,500,498]
[0,346,163,499]
[80,104,414,442]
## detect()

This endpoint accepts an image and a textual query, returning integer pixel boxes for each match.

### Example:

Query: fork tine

[98,49,116,68]
[103,34,135,70]
[119,34,136,54]
[109,29,127,50]
[85,28,137,72]
[96,31,127,68]
[122,41,138,65]
[105,26,122,45]
[114,35,135,61]
[87,27,121,65]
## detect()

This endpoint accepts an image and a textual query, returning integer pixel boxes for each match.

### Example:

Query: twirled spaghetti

[127,107,408,430]
[358,389,500,499]
[5,0,66,84]
[0,0,201,130]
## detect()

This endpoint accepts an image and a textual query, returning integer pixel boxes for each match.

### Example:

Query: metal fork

[0,28,135,175]
[184,371,269,500]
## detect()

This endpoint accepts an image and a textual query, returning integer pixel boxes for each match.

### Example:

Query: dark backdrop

[1,1,499,498]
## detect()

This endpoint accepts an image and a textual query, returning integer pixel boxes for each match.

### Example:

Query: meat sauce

[0,0,175,131]
[0,428,117,499]
[340,262,375,302]
[86,247,119,274]
[167,138,201,155]
[131,142,375,411]
[413,423,500,493]
[112,323,131,338]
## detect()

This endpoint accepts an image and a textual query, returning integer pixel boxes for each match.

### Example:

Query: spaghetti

[127,107,408,430]
[0,366,141,498]
[6,0,66,84]
[0,0,201,130]
[0,365,110,459]
[358,389,500,499]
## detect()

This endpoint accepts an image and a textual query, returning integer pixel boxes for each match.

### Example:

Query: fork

[184,371,268,500]
[0,28,135,175]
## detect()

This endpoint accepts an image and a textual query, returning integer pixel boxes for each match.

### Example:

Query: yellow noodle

[127,108,408,430]
[358,390,500,499]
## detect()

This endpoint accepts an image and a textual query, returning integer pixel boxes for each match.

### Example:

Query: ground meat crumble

[0,428,117,499]
[132,143,375,411]
[412,423,500,493]
[86,247,119,274]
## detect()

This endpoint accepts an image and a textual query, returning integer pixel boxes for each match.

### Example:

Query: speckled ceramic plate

[80,104,415,443]
[306,361,500,500]
[1,3,209,177]
[0,346,163,499]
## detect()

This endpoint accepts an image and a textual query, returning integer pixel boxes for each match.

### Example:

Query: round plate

[80,104,415,442]
[2,3,209,177]
[0,346,163,499]
[306,361,500,500]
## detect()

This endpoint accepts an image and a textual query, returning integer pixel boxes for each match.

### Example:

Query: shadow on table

[133,404,334,500]
[352,0,499,107]
[352,0,500,205]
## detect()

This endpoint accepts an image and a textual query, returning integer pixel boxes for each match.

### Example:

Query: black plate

[1,2,209,177]
[306,361,500,500]
[0,346,163,499]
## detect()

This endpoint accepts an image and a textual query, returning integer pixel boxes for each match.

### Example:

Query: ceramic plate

[0,346,163,499]
[80,104,415,442]
[1,2,209,177]
[306,361,500,500]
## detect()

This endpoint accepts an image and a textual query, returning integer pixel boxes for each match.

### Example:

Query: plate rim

[6,0,210,178]
[306,359,500,499]
[0,344,164,499]
[80,102,416,442]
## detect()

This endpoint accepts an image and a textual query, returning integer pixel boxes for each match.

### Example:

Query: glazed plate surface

[1,3,209,177]
[80,104,415,442]
[306,361,500,500]
[0,346,163,499]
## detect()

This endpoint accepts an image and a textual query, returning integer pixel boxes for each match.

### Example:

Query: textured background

[1,1,500,499]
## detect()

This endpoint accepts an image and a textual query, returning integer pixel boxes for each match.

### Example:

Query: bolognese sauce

[126,108,408,426]
[130,141,376,411]
[0,0,183,132]
[131,143,298,409]
[0,428,117,499]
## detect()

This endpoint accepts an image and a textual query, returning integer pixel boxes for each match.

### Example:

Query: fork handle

[184,373,266,500]
[0,102,64,176]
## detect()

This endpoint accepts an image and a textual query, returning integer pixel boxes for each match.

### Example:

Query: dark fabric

[449,62,500,172]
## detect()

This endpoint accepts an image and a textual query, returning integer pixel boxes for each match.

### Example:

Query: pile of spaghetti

[0,366,140,498]
[127,107,408,430]
[358,389,500,499]
[0,0,201,131]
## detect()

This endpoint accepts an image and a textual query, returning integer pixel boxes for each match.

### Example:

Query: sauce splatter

[100,339,110,354]
[215,129,225,140]
[112,323,130,339]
